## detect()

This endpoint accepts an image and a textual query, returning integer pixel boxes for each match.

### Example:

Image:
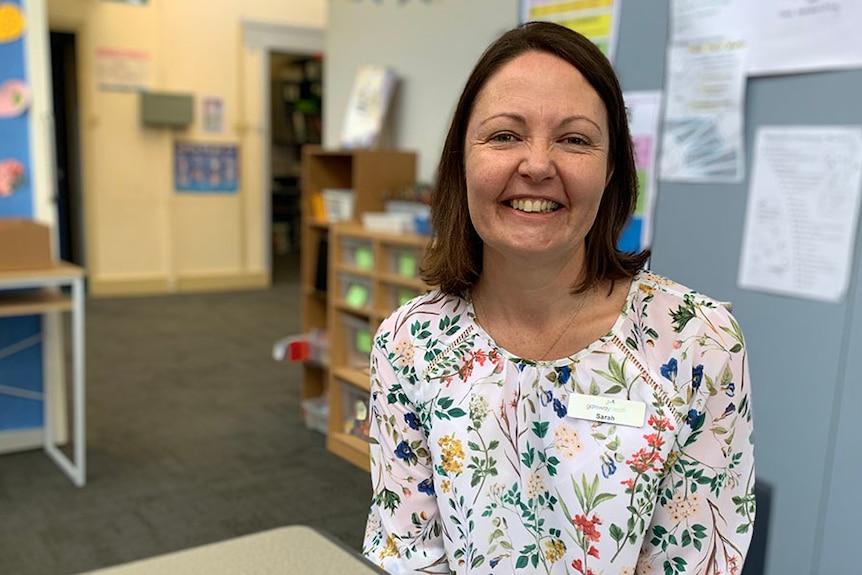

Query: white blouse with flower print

[362,270,755,575]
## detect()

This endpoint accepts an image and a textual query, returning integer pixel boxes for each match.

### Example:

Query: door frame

[241,21,325,277]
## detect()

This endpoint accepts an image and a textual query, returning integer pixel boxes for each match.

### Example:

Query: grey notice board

[614,3,860,574]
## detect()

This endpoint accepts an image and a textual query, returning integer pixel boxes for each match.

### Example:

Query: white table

[74,525,388,574]
[0,262,86,486]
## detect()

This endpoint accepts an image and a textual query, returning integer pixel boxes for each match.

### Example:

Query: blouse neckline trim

[465,270,644,367]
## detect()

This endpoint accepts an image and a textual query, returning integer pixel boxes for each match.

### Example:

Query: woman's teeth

[509,199,560,213]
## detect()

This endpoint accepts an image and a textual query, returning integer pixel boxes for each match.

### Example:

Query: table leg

[43,276,86,486]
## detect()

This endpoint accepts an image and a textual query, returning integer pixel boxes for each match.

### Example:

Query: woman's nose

[517,144,556,182]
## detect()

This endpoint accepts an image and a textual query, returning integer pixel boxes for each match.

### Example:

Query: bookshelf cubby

[299,146,421,469]
[326,223,432,470]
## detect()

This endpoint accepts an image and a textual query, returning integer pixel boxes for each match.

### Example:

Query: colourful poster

[620,90,662,254]
[174,142,239,193]
[0,1,32,216]
[521,0,622,60]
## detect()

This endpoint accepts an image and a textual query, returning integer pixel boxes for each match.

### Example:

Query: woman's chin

[485,238,582,264]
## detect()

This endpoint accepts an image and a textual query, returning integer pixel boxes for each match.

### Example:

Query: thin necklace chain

[537,288,591,359]
[473,283,594,361]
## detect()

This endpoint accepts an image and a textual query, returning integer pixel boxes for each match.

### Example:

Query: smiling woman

[464,50,611,279]
[362,21,756,575]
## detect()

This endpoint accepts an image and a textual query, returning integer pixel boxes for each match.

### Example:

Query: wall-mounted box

[140,92,193,128]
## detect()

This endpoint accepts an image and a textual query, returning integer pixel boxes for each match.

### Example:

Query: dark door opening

[49,31,84,266]
[269,51,322,285]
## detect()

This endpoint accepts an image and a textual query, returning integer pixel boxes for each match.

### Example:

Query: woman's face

[464,50,611,267]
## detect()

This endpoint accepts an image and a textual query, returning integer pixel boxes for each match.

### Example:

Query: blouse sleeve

[361,325,450,574]
[638,305,756,574]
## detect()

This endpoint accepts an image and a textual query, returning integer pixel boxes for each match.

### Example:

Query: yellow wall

[46,0,326,296]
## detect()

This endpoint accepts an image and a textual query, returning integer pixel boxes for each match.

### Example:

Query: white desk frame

[0,262,86,486]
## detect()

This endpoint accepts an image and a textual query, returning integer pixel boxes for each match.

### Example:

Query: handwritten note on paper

[748,0,862,76]
[738,126,862,302]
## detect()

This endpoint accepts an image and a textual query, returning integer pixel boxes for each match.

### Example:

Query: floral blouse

[362,270,755,575]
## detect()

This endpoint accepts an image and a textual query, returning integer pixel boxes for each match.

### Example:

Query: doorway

[269,52,322,285]
[49,31,84,266]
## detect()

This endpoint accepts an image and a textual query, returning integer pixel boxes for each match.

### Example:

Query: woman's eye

[490,133,517,143]
[563,136,589,146]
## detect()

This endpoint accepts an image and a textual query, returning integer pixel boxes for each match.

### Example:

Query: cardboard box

[0,219,53,271]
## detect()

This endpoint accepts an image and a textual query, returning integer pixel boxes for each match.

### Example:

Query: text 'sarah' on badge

[568,393,647,428]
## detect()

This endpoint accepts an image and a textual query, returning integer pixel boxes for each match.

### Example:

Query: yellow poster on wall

[520,0,621,61]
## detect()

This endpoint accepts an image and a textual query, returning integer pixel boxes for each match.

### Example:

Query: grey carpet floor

[0,257,372,575]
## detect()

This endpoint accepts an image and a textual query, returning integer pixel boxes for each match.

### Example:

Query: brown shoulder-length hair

[420,21,650,295]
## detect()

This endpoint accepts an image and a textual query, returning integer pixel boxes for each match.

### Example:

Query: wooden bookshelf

[299,147,418,470]
[325,222,432,471]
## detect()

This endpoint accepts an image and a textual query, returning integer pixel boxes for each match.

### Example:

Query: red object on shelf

[288,340,310,361]
[273,328,328,365]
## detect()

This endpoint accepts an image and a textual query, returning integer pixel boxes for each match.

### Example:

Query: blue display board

[0,0,45,432]
[0,0,33,216]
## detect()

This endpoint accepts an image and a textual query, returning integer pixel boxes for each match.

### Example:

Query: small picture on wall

[201,96,224,133]
[174,142,239,194]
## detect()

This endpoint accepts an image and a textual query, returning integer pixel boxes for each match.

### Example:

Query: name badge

[567,394,646,428]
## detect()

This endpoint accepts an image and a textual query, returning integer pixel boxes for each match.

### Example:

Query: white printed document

[660,0,748,183]
[738,126,862,302]
[747,0,862,76]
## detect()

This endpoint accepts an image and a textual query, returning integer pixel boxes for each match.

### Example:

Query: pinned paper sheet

[660,0,747,183]
[521,0,623,61]
[738,126,862,302]
[622,90,662,252]
[747,0,862,76]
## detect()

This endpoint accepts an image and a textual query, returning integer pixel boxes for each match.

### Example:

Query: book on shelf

[314,233,329,292]
[339,65,398,149]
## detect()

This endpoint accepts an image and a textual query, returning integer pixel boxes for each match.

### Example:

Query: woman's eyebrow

[478,112,603,134]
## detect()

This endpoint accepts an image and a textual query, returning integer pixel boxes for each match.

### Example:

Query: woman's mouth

[507,198,561,213]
